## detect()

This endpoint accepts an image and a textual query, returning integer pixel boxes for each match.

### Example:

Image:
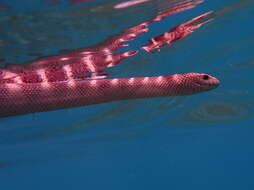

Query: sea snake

[0,1,219,117]
[0,72,219,117]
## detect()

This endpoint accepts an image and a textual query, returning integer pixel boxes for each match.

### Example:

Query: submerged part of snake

[0,73,219,117]
[0,0,219,117]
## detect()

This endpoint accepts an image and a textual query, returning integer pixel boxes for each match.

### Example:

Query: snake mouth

[194,79,220,91]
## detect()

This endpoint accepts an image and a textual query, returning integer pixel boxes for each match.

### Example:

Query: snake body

[0,73,219,117]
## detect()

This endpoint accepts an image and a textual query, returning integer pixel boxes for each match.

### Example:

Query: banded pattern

[0,73,219,117]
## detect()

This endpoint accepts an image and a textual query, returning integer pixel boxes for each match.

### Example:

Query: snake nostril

[202,75,209,80]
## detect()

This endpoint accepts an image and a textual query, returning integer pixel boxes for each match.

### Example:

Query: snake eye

[202,75,209,80]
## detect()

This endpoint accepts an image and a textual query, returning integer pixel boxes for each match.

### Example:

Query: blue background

[0,0,254,189]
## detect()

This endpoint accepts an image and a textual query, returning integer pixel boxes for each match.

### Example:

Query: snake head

[172,73,220,95]
[192,73,219,89]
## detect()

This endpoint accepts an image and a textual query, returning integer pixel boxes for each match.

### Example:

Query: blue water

[0,0,254,189]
